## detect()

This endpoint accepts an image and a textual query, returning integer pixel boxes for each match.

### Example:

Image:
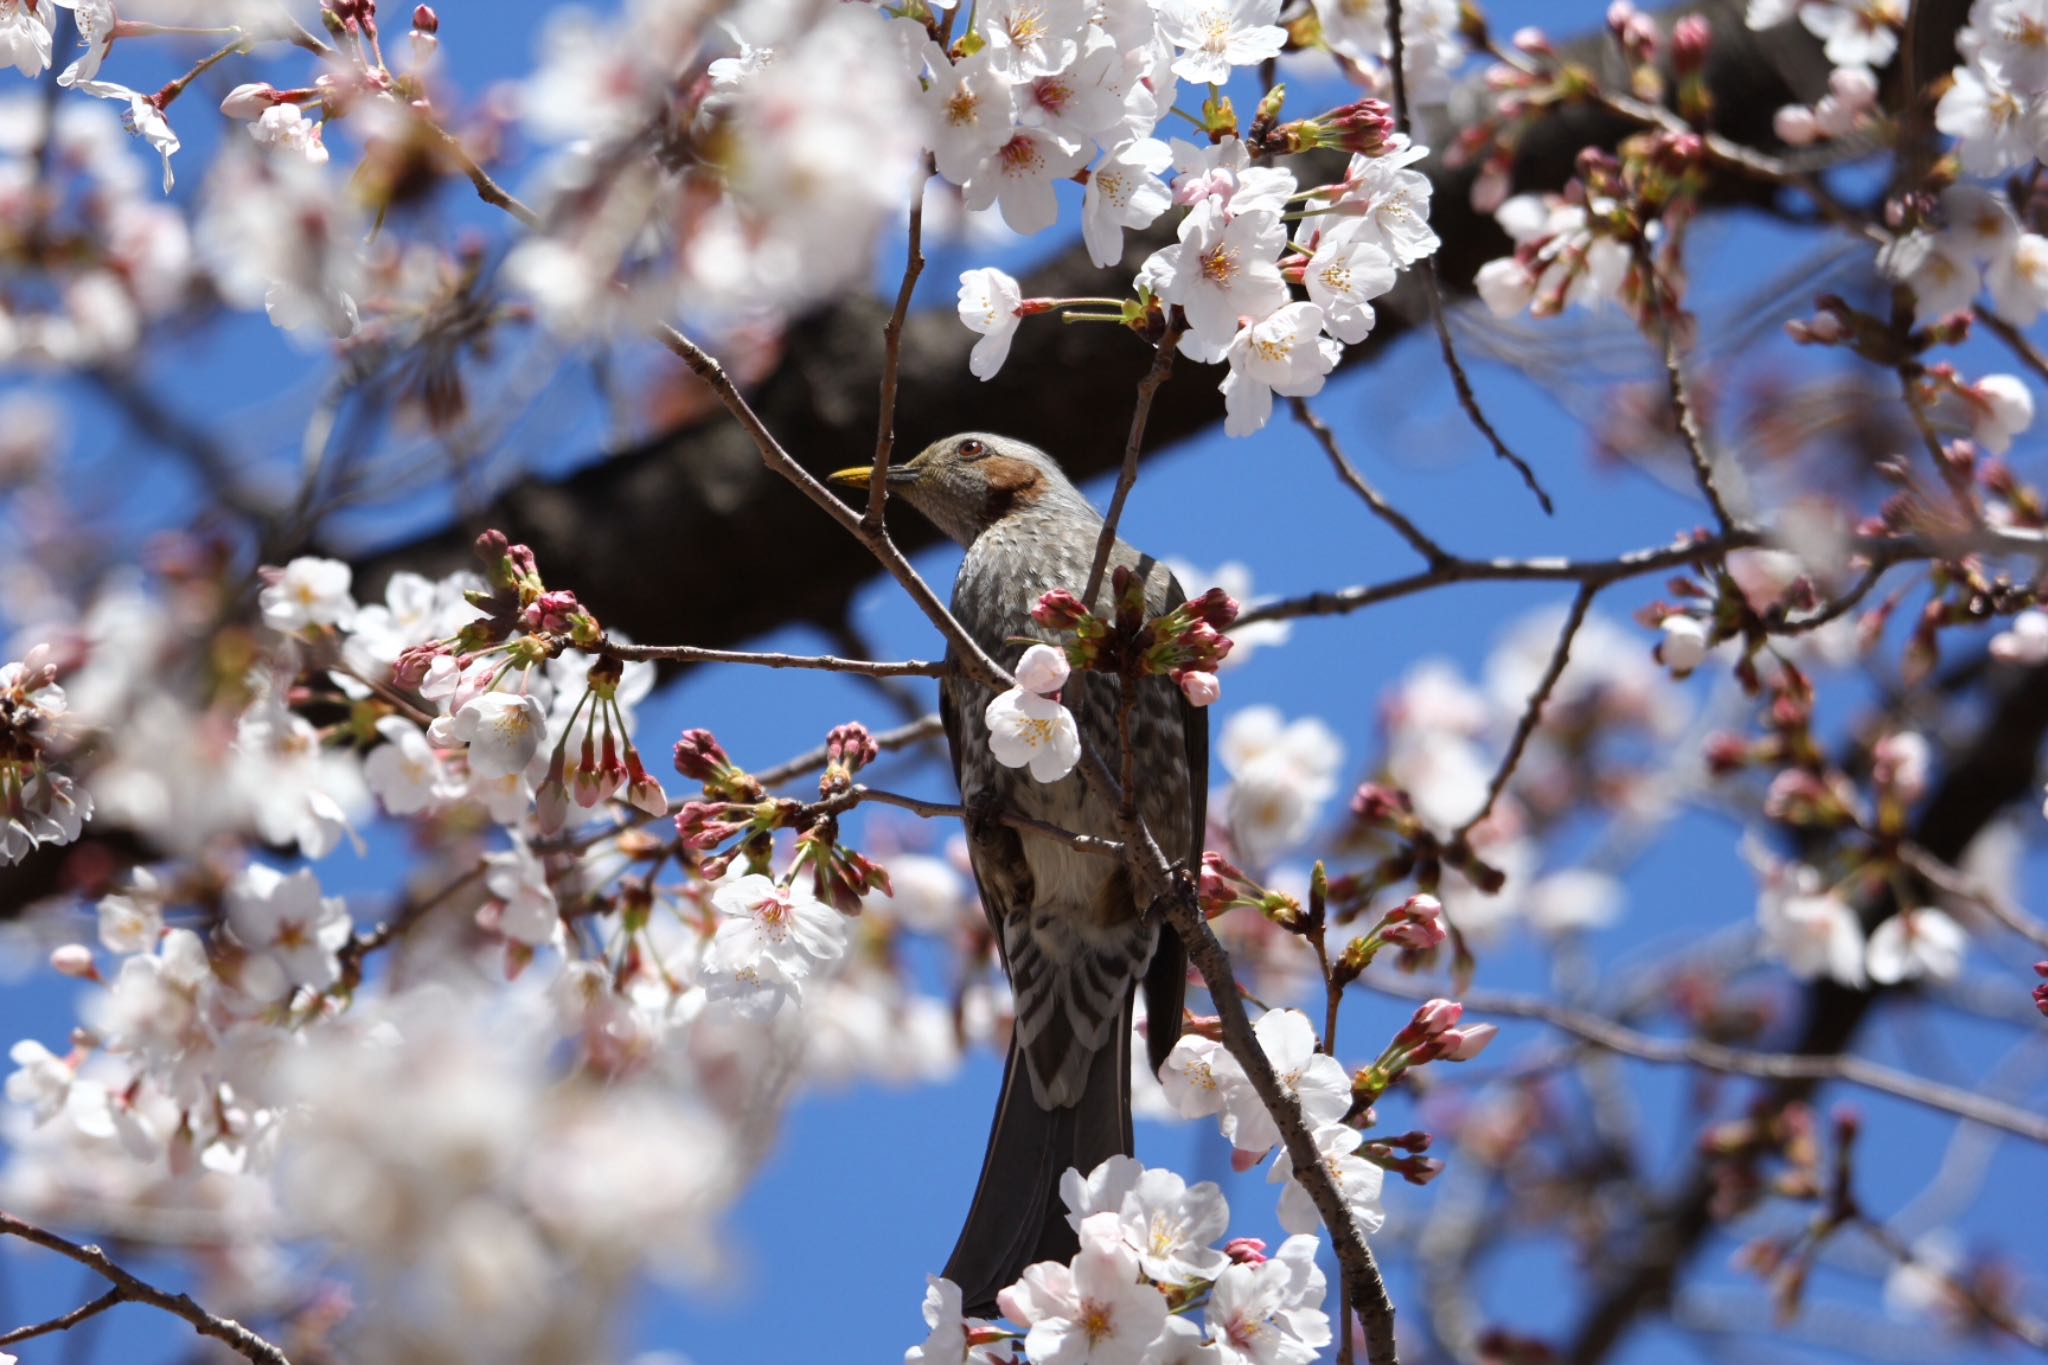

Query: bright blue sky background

[1,2,2043,1362]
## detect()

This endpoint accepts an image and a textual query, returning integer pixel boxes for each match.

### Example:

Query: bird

[830,433,1208,1315]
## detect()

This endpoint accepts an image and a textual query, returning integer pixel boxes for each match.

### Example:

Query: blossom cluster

[909,1155,1334,1365]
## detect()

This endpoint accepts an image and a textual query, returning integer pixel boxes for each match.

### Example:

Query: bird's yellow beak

[827,466,872,489]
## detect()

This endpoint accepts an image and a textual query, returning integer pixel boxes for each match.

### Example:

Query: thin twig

[1900,843,2048,951]
[1235,524,2048,628]
[0,1213,291,1365]
[1980,309,2048,386]
[754,714,945,789]
[1360,978,2048,1145]
[0,1287,126,1347]
[1854,1216,2048,1352]
[589,637,947,678]
[868,169,930,529]
[1084,322,1183,606]
[1382,0,1548,518]
[1290,398,1451,566]
[804,784,1123,857]
[1640,247,1737,536]
[1455,585,1596,839]
[1770,561,1891,636]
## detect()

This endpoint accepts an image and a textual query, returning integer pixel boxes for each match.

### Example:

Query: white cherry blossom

[1160,1032,1244,1118]
[486,832,559,946]
[1866,907,1967,984]
[1219,302,1342,438]
[73,81,180,192]
[702,873,846,1015]
[260,556,357,634]
[998,1212,1169,1362]
[52,0,114,85]
[365,717,462,816]
[905,1276,1006,1364]
[985,687,1083,782]
[1204,1242,1334,1365]
[1269,1122,1387,1239]
[958,266,1025,380]
[1988,232,2048,323]
[980,0,1090,79]
[0,0,53,78]
[1115,1166,1231,1284]
[1147,201,1292,363]
[450,692,549,779]
[962,127,1090,236]
[1301,224,1398,344]
[5,1039,72,1123]
[1755,857,1866,987]
[1014,642,1071,695]
[225,863,352,1000]
[1083,138,1173,268]
[1156,0,1287,85]
[1221,1009,1349,1153]
[927,49,1018,187]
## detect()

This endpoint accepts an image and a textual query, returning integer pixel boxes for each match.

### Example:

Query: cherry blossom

[1160,1032,1246,1118]
[997,1212,1170,1363]
[1866,907,1967,984]
[1755,859,1866,987]
[1990,608,2048,663]
[449,692,549,780]
[1156,0,1287,85]
[963,127,1090,236]
[224,864,352,1001]
[0,0,53,78]
[979,0,1090,80]
[1659,614,1709,676]
[1082,138,1174,268]
[1114,1166,1232,1284]
[1220,1009,1351,1154]
[1145,200,1291,364]
[486,832,560,946]
[928,49,1020,187]
[905,1276,1008,1364]
[73,81,180,193]
[5,1040,72,1124]
[260,556,358,634]
[985,686,1083,781]
[1219,302,1342,437]
[702,873,847,1015]
[1203,1237,1335,1365]
[51,0,114,85]
[1300,225,1398,343]
[958,266,1026,380]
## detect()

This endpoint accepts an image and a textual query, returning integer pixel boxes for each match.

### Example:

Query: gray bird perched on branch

[830,433,1207,1315]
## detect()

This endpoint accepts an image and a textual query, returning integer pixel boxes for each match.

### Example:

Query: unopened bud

[50,944,97,979]
[412,3,438,31]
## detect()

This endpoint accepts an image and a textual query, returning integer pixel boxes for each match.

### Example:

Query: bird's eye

[958,438,988,460]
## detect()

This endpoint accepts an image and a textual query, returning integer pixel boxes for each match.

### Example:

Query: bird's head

[829,432,1089,547]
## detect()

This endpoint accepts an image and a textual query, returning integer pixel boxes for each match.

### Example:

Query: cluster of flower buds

[1029,573,1238,707]
[1198,851,1310,928]
[1336,782,1506,926]
[1700,1100,1821,1221]
[1352,997,1498,1103]
[672,731,777,875]
[1253,90,1398,158]
[793,822,892,916]
[1327,894,1448,989]
[673,728,765,803]
[1359,1130,1444,1187]
[819,722,880,798]
[535,655,666,834]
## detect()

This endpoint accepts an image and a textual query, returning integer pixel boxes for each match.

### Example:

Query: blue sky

[1,2,2044,1362]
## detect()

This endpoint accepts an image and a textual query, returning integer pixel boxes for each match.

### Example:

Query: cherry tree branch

[586,636,948,678]
[1899,843,2048,951]
[1642,252,1739,535]
[1290,398,1452,566]
[1084,320,1183,606]
[803,784,1123,857]
[753,713,946,788]
[867,169,931,530]
[0,1287,126,1348]
[1236,525,2048,628]
[1454,584,1597,839]
[1360,978,2048,1145]
[0,1212,291,1365]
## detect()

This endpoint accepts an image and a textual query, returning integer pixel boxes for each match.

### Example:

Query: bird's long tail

[940,998,1133,1317]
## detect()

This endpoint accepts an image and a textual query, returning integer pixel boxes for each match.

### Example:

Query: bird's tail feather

[941,999,1133,1317]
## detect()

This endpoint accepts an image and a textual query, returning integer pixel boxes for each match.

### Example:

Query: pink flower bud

[50,944,97,979]
[673,729,731,781]
[412,3,438,31]
[1177,670,1221,707]
[220,83,279,120]
[1224,1237,1268,1265]
[1439,1022,1498,1061]
[1032,590,1091,630]
[1381,893,1447,949]
[1672,15,1710,73]
[1408,997,1464,1040]
[625,752,668,817]
[826,722,881,773]
[1014,643,1071,696]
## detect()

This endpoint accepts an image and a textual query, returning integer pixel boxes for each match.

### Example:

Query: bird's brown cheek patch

[979,456,1046,521]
